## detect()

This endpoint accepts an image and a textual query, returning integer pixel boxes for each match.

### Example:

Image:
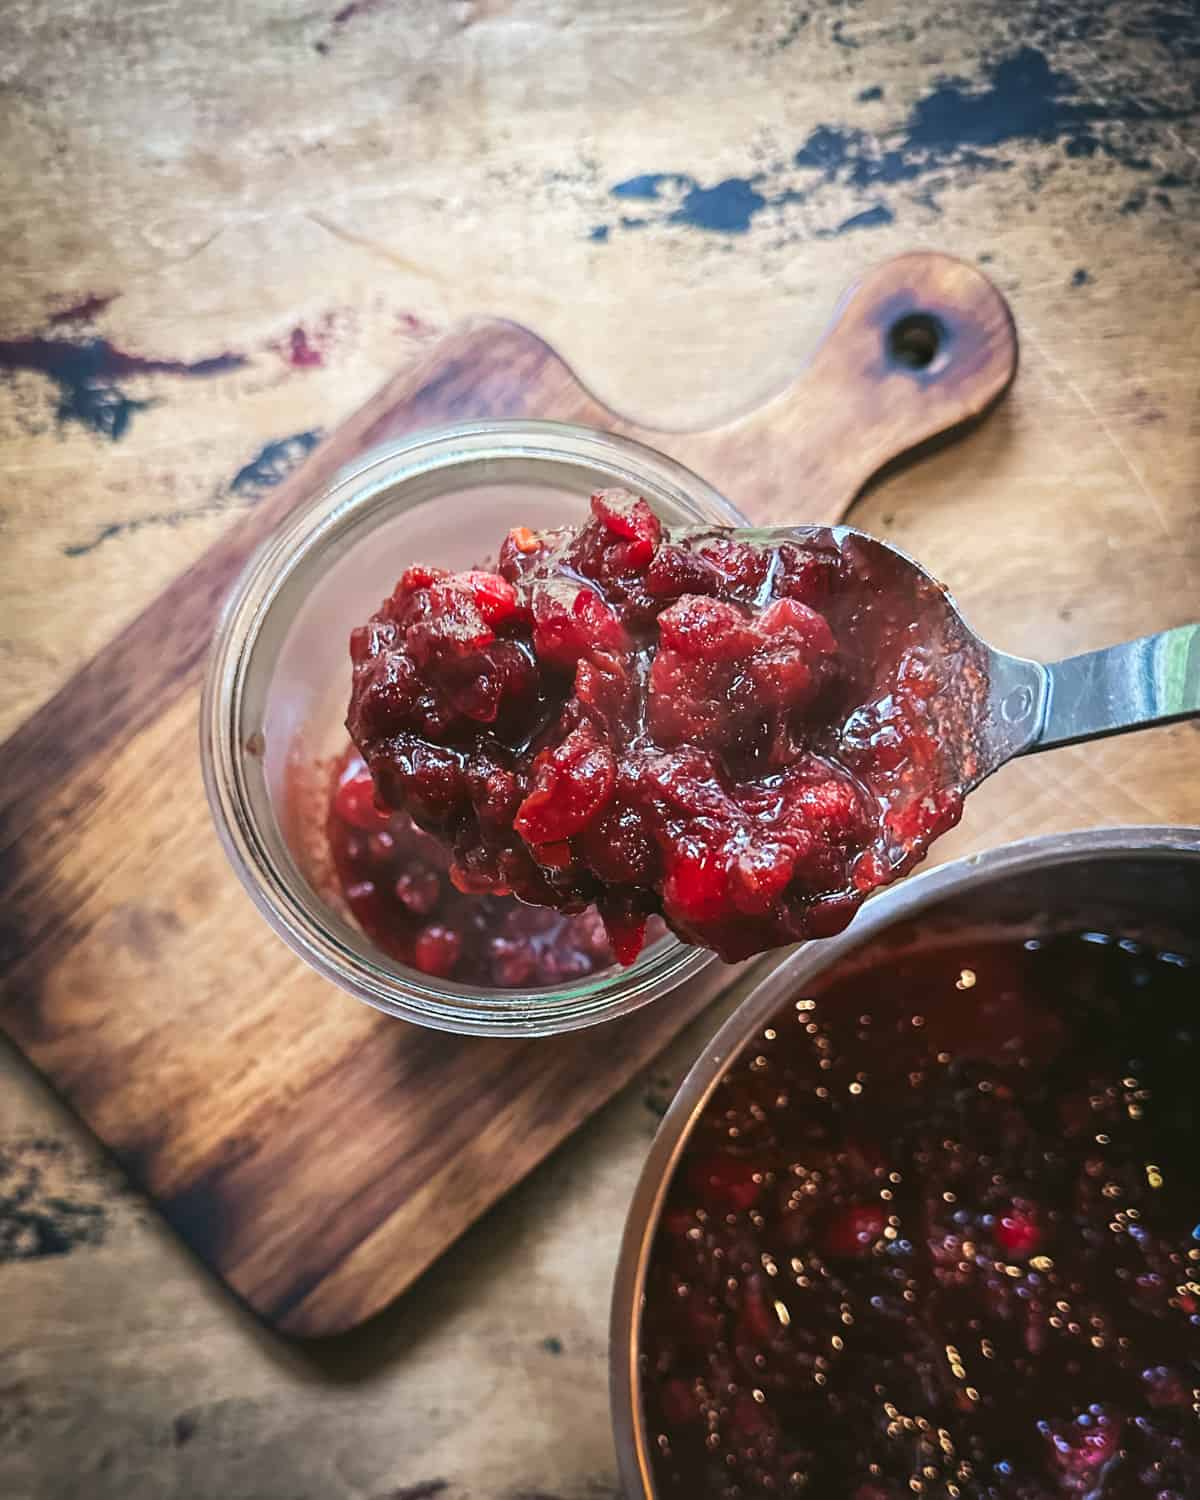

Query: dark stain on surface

[612,172,687,201]
[276,326,325,368]
[0,1139,110,1261]
[611,173,768,234]
[0,333,246,440]
[857,85,884,102]
[105,904,184,963]
[332,0,380,23]
[61,429,321,558]
[676,178,767,233]
[172,1413,198,1447]
[315,0,387,50]
[588,224,609,242]
[595,45,1193,243]
[0,1379,35,1446]
[832,202,894,234]
[541,1335,564,1355]
[830,18,859,48]
[1070,267,1091,287]
[643,1072,675,1120]
[46,292,118,326]
[229,429,323,496]
[156,1167,239,1268]
[62,430,323,556]
[377,1484,448,1500]
[770,7,810,51]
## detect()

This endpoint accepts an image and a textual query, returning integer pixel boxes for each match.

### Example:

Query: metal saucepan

[609,824,1200,1498]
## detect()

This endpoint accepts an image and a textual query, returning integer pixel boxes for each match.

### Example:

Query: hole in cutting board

[887,312,946,371]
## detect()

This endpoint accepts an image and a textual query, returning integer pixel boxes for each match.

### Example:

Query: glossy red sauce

[640,931,1200,1497]
[346,491,980,964]
[327,748,651,986]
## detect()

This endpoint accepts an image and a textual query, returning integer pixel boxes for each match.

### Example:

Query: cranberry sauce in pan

[640,931,1199,1498]
[346,492,984,965]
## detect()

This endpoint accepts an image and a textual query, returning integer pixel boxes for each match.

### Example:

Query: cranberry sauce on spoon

[344,491,986,965]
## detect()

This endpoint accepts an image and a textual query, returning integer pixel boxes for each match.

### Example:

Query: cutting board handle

[676,251,1018,526]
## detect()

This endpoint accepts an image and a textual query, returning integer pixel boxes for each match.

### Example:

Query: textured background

[1,0,1197,1496]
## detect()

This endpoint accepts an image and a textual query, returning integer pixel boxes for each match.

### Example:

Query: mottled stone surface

[1,0,1197,1495]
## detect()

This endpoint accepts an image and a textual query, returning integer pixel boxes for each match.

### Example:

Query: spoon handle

[1030,623,1200,752]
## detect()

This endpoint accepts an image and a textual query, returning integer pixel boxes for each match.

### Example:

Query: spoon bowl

[728,523,1199,786]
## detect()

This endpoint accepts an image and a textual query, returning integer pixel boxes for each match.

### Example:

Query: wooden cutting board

[0,253,1016,1337]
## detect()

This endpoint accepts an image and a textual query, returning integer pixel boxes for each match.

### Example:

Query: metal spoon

[723,524,1200,793]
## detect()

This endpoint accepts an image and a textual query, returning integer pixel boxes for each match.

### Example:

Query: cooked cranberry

[514,728,616,844]
[1039,1407,1121,1488]
[736,1277,779,1345]
[658,1377,701,1428]
[345,494,979,965]
[454,568,522,626]
[823,1203,887,1258]
[333,770,393,832]
[729,1392,773,1442]
[995,1206,1042,1257]
[687,1152,762,1213]
[394,866,440,915]
[590,487,662,567]
[412,923,462,977]
[640,933,1199,1496]
[327,747,663,988]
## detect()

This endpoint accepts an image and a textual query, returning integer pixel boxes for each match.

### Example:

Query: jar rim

[200,419,751,1035]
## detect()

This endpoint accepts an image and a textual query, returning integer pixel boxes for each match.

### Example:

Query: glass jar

[200,421,751,1036]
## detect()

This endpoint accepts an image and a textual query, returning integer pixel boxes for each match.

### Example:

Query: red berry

[590,488,662,566]
[530,581,628,669]
[687,1152,762,1213]
[412,924,463,977]
[799,778,864,840]
[663,846,728,926]
[730,1392,772,1442]
[823,1203,886,1258]
[658,1377,700,1427]
[344,879,386,931]
[394,867,441,915]
[454,569,521,626]
[660,1208,696,1240]
[995,1207,1041,1257]
[757,596,837,653]
[366,829,396,865]
[737,1278,778,1345]
[514,730,616,844]
[397,563,447,594]
[657,595,757,661]
[333,771,393,832]
[730,843,798,916]
[1039,1408,1120,1483]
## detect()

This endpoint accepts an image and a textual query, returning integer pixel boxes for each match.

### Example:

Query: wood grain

[0,252,1015,1337]
[3,3,1198,1493]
